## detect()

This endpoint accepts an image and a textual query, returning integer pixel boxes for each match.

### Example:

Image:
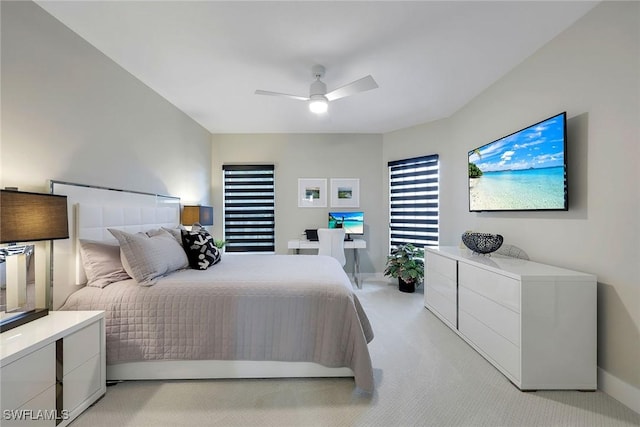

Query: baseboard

[598,367,640,415]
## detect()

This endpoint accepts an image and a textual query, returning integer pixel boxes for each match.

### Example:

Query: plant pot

[398,277,415,293]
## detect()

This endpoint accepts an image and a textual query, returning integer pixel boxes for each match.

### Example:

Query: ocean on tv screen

[468,113,566,211]
[469,167,565,210]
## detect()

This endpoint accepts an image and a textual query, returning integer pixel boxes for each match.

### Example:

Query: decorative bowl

[461,232,504,255]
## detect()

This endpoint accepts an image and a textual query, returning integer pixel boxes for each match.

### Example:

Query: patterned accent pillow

[181,228,221,270]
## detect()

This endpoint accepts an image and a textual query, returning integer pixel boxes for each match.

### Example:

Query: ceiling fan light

[309,95,328,114]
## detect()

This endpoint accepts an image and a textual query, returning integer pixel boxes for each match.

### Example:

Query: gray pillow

[108,228,188,286]
[78,239,131,288]
[159,226,185,246]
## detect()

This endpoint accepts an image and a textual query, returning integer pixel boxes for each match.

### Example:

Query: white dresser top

[1,311,104,366]
[427,246,596,282]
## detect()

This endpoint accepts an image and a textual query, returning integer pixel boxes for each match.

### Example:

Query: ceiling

[35,1,597,134]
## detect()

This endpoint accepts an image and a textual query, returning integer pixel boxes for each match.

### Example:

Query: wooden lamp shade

[181,205,213,226]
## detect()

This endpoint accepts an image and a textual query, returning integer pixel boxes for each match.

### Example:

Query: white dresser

[425,246,596,391]
[1,311,106,426]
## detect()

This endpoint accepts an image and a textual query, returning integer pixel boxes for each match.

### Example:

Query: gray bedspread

[60,254,375,391]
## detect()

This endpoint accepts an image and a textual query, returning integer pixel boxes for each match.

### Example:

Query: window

[388,154,439,248]
[222,165,275,253]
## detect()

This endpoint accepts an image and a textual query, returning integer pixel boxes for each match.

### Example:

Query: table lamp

[0,189,68,332]
[181,205,213,227]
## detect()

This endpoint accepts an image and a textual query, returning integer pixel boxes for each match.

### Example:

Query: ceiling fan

[255,65,378,114]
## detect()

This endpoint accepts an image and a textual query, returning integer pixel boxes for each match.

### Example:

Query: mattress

[60,254,375,391]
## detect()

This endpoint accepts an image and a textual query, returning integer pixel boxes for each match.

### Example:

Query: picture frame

[330,178,360,208]
[298,178,327,208]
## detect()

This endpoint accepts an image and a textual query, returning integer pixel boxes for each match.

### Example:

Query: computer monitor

[328,211,364,237]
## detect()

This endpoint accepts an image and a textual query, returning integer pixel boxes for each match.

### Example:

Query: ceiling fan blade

[325,75,378,102]
[255,90,309,102]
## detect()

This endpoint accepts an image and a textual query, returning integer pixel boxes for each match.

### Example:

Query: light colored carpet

[70,279,640,427]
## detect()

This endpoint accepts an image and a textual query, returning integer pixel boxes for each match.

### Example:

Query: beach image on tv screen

[468,113,566,211]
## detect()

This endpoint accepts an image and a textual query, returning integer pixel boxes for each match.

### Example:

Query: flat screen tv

[328,211,364,236]
[468,112,568,212]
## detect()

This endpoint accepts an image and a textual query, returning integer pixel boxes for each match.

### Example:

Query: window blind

[388,154,439,248]
[222,164,275,253]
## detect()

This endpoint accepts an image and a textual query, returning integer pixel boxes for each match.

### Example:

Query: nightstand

[1,311,106,426]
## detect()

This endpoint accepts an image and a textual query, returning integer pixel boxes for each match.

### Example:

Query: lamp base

[0,308,49,333]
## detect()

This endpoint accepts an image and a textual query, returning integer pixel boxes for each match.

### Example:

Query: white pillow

[108,228,188,286]
[78,239,131,288]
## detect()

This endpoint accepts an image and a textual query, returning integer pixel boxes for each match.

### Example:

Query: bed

[51,181,375,392]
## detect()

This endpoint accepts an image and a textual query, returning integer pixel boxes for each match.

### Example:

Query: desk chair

[317,228,346,267]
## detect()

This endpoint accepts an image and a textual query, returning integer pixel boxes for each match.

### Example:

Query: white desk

[287,239,366,288]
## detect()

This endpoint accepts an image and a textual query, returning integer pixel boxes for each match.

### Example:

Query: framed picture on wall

[330,178,360,208]
[298,178,327,208]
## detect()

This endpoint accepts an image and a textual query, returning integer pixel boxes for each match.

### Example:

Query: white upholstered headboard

[51,181,180,309]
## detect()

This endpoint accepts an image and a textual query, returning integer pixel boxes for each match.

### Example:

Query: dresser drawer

[2,385,57,427]
[64,353,102,412]
[1,343,55,411]
[458,262,520,312]
[459,285,520,346]
[427,252,456,281]
[63,321,100,376]
[426,252,457,327]
[426,269,457,302]
[426,285,457,328]
[459,310,520,382]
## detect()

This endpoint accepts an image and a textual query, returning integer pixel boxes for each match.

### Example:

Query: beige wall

[384,1,640,396]
[211,134,384,273]
[0,1,212,201]
[382,118,454,243]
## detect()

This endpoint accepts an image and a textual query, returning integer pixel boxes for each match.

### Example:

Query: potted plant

[384,243,425,293]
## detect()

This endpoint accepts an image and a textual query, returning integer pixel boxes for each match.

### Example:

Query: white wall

[384,1,640,406]
[211,134,384,274]
[3,0,638,411]
[0,1,211,201]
